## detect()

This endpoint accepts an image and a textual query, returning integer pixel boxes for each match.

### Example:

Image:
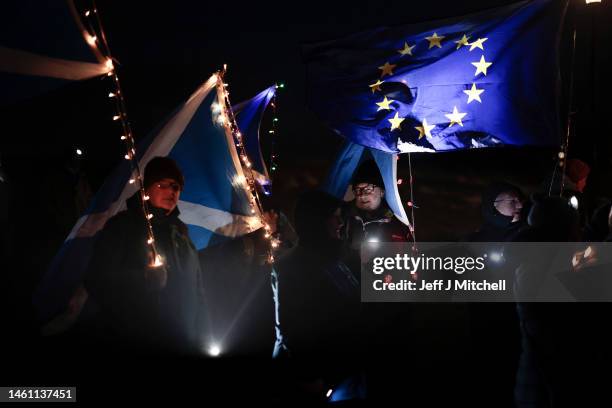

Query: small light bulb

[397,179,403,185]
[569,195,579,210]
[489,252,503,263]
[108,92,116,98]
[120,135,126,140]
[129,178,135,184]
[558,151,565,159]
[326,389,333,398]
[151,254,163,267]
[271,241,279,248]
[147,213,154,220]
[236,132,242,138]
[85,10,90,16]
[75,148,83,156]
[144,195,150,200]
[269,130,275,134]
[124,154,131,160]
[147,238,154,245]
[86,35,97,45]
[113,115,120,121]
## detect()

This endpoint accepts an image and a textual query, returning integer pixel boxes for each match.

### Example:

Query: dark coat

[84,193,204,353]
[341,201,412,250]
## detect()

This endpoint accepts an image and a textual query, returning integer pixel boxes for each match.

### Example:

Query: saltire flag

[323,139,410,227]
[303,0,567,154]
[232,85,276,193]
[34,74,265,328]
[0,0,112,105]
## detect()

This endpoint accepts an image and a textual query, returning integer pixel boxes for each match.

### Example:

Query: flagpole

[80,1,162,266]
[558,26,577,197]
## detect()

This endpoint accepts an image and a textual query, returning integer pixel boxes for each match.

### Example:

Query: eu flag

[303,0,568,153]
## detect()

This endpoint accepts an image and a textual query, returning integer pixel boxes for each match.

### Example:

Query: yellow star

[415,118,435,139]
[468,37,488,51]
[471,55,492,76]
[425,32,445,49]
[398,42,415,56]
[454,34,470,50]
[376,96,394,111]
[388,112,405,131]
[463,83,484,103]
[369,79,384,93]
[378,61,397,78]
[444,106,467,127]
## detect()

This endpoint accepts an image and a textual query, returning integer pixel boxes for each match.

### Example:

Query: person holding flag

[84,157,204,354]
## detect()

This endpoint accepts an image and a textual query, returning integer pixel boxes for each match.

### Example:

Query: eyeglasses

[353,184,377,196]
[155,181,181,192]
[494,198,522,205]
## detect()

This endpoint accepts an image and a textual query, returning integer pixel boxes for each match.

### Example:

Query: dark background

[1,0,611,405]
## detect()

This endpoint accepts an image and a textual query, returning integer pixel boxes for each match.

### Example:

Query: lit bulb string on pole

[558,27,577,197]
[217,67,281,263]
[80,1,163,267]
[406,152,417,248]
[268,83,285,179]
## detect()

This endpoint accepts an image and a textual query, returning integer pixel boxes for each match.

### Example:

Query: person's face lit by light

[354,183,385,212]
[146,178,181,213]
[494,191,523,223]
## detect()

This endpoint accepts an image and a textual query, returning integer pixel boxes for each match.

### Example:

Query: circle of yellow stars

[366,31,492,142]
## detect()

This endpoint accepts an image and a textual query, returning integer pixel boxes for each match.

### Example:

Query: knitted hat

[143,157,185,189]
[352,160,384,189]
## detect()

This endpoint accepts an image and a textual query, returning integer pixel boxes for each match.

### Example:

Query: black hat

[352,160,384,189]
[143,157,185,189]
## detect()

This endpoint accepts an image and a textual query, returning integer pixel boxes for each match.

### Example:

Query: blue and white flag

[304,0,567,153]
[233,85,276,190]
[323,139,410,226]
[1,0,112,104]
[34,74,264,327]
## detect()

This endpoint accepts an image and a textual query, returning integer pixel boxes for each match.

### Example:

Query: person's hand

[263,210,279,234]
[571,245,598,272]
[145,265,167,289]
[145,253,167,289]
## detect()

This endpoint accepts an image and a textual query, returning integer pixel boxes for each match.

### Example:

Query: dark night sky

[1,0,611,241]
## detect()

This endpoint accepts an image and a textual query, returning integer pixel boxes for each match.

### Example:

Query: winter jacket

[84,192,204,353]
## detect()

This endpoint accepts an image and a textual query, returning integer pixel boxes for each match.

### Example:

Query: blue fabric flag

[304,0,567,153]
[34,75,266,327]
[232,85,276,191]
[323,139,409,226]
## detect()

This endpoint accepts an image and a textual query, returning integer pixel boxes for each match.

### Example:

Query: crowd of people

[3,151,611,405]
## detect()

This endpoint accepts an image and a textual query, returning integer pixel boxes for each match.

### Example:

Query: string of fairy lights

[216,67,281,263]
[80,1,162,267]
[268,83,285,179]
[80,0,282,266]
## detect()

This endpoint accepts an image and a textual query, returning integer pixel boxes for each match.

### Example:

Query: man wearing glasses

[342,160,412,250]
[85,156,204,354]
